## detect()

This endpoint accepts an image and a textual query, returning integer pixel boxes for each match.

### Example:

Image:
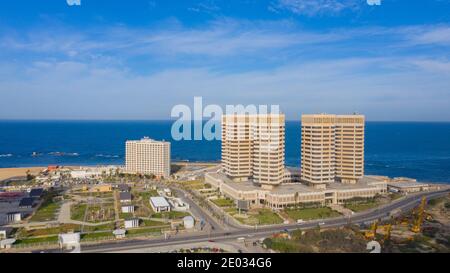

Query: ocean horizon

[1,120,450,183]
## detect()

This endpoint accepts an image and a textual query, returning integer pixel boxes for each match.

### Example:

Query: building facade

[125,137,171,178]
[301,114,365,188]
[222,114,285,189]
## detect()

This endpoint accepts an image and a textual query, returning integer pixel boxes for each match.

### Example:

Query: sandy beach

[0,167,45,181]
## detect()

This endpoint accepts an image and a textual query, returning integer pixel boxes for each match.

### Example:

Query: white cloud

[270,0,361,16]
[1,56,449,121]
[66,0,81,6]
[0,19,450,120]
[367,0,381,6]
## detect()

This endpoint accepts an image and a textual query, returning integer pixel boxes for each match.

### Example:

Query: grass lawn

[119,212,133,220]
[234,209,283,225]
[81,232,113,241]
[82,223,115,232]
[71,203,87,221]
[14,236,59,246]
[141,219,169,227]
[211,198,234,207]
[19,224,81,237]
[30,202,60,222]
[153,211,190,219]
[344,202,379,212]
[30,190,61,222]
[137,190,160,200]
[126,227,165,235]
[284,207,341,221]
[182,180,208,190]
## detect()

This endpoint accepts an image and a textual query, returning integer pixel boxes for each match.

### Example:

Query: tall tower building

[222,114,285,189]
[125,137,171,178]
[335,115,365,183]
[301,114,365,188]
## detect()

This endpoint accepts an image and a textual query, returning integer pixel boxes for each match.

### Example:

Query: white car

[319,222,326,226]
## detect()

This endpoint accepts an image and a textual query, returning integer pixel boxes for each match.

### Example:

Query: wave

[48,152,79,157]
[95,154,120,158]
[0,154,13,158]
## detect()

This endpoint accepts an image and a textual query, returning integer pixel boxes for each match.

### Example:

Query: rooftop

[119,192,132,200]
[388,182,428,188]
[150,196,170,208]
[19,197,34,207]
[29,188,44,197]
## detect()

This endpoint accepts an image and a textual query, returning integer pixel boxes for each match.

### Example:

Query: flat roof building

[119,192,132,203]
[124,218,140,229]
[150,196,171,212]
[205,172,386,209]
[121,205,134,213]
[29,188,44,198]
[19,197,34,208]
[125,137,171,178]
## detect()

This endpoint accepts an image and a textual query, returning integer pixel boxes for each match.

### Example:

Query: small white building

[163,188,172,196]
[150,196,171,212]
[6,212,21,223]
[183,216,195,229]
[169,198,190,212]
[121,205,134,213]
[0,239,16,249]
[59,233,81,250]
[0,230,6,240]
[113,229,126,239]
[124,218,140,229]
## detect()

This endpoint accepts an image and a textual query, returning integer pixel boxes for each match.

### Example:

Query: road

[73,188,449,253]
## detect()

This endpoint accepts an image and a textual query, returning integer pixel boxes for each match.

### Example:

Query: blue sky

[0,0,450,121]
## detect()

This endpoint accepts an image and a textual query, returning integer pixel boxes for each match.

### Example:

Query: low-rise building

[121,205,134,213]
[124,218,140,229]
[0,239,15,249]
[113,229,126,239]
[19,197,34,208]
[59,233,80,250]
[205,172,387,210]
[388,182,431,193]
[6,212,21,223]
[183,216,195,229]
[119,192,132,203]
[29,188,44,198]
[0,229,6,240]
[150,196,171,212]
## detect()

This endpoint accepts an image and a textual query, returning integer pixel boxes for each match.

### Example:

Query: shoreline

[0,164,449,185]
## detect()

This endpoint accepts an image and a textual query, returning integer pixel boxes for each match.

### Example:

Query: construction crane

[383,224,392,241]
[365,220,378,240]
[411,197,426,233]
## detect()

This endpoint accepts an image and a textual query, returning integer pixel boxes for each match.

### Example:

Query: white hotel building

[125,137,171,178]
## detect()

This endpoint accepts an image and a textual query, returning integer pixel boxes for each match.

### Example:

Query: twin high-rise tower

[221,113,365,189]
[221,114,285,189]
[301,114,365,189]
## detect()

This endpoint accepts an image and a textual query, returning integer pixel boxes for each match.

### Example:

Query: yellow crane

[383,224,392,241]
[365,220,378,240]
[411,197,426,233]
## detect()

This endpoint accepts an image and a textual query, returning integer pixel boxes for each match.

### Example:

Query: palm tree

[294,192,299,210]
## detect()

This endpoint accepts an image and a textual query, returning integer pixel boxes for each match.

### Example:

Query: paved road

[76,188,449,253]
[170,186,225,231]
